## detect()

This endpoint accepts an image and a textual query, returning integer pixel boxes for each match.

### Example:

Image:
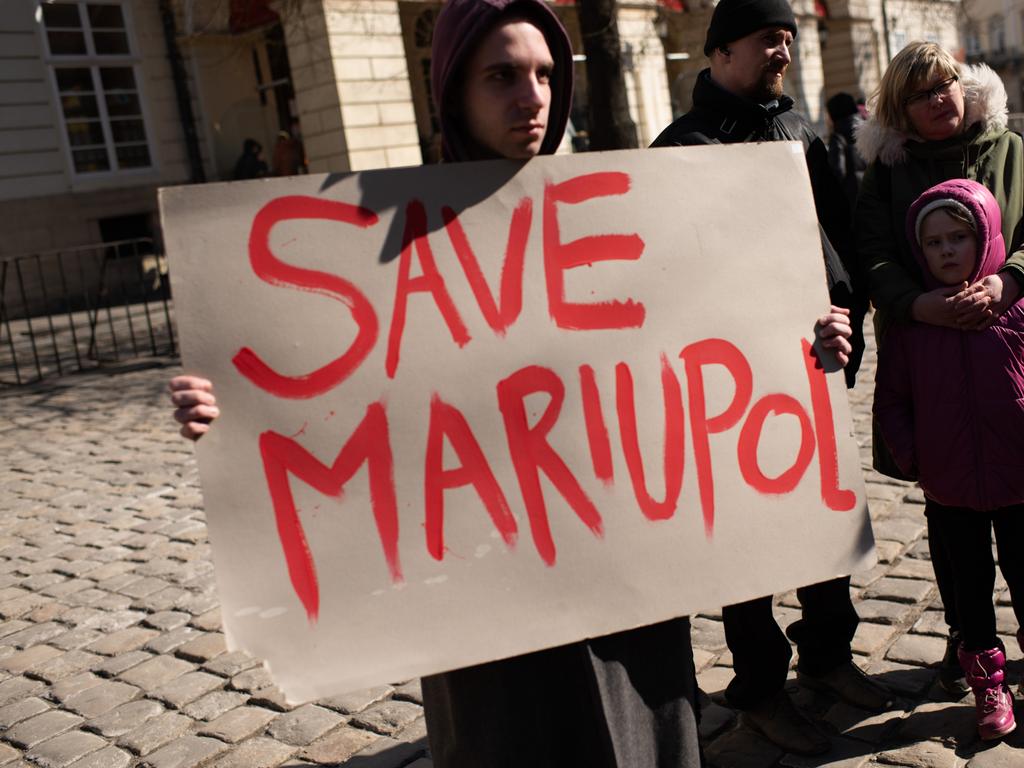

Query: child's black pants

[926,499,1024,652]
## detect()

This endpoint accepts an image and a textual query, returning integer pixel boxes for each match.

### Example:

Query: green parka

[854,63,1024,340]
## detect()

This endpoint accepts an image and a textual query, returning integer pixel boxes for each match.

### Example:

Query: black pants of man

[423,617,703,768]
[925,500,1024,651]
[722,576,859,710]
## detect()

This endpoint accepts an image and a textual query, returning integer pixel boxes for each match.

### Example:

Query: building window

[890,29,907,54]
[39,1,152,175]
[989,16,1005,54]
[965,26,981,57]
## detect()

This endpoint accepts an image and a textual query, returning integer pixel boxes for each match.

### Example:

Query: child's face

[919,209,977,285]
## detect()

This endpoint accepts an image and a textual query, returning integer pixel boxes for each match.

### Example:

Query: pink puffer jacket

[873,179,1024,510]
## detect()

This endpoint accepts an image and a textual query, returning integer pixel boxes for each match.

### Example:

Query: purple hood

[906,179,1007,290]
[430,0,574,162]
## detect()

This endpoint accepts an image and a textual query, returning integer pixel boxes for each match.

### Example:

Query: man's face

[462,19,554,160]
[715,26,793,103]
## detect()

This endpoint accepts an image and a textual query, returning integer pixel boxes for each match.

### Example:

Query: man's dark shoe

[939,631,970,698]
[798,661,893,711]
[740,690,831,756]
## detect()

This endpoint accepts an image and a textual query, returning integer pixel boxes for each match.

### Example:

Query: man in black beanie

[652,0,881,757]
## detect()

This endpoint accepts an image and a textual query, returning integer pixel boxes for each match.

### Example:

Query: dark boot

[798,661,892,711]
[740,690,831,756]
[959,644,1016,740]
[939,631,969,698]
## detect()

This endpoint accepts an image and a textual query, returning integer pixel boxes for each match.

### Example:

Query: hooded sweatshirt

[430,0,574,162]
[855,64,1024,338]
[873,179,1024,511]
[421,9,703,768]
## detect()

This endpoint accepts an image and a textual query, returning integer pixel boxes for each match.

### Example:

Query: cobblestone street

[2,330,1023,768]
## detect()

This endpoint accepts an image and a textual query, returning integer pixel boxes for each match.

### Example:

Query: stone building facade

[1,1,196,257]
[663,0,959,127]
[0,0,961,272]
[961,0,1024,114]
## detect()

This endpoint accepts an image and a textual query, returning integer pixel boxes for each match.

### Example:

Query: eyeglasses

[904,75,959,108]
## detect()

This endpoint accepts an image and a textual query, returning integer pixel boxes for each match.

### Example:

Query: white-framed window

[38,1,153,176]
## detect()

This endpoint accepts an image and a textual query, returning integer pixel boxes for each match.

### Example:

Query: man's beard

[755,68,786,102]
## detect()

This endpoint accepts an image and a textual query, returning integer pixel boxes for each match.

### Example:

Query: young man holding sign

[411,2,705,765]
[651,0,883,756]
[172,1,705,765]
[171,1,863,764]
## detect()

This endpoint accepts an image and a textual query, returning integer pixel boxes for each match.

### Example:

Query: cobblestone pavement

[1,331,1023,767]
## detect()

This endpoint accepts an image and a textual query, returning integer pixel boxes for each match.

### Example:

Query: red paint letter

[615,355,685,520]
[442,198,531,335]
[424,394,518,560]
[386,200,470,378]
[737,394,815,495]
[802,339,857,510]
[497,365,603,565]
[579,364,614,485]
[259,402,400,623]
[680,338,753,537]
[543,173,646,330]
[233,196,379,399]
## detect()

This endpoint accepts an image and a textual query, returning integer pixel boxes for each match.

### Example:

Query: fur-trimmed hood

[855,64,1008,166]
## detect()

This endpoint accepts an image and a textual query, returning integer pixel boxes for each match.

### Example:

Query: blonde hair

[936,205,976,232]
[870,42,961,134]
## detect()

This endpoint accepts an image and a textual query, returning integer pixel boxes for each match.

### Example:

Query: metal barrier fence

[0,238,177,387]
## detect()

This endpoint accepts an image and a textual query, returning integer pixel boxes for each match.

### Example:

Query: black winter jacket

[827,115,866,219]
[651,69,867,384]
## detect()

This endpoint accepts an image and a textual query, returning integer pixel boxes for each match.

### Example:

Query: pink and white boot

[959,645,1016,740]
[1018,629,1024,698]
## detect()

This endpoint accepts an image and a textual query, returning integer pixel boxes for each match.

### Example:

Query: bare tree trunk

[577,0,639,150]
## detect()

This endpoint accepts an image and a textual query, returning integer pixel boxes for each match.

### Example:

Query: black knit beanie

[703,0,798,57]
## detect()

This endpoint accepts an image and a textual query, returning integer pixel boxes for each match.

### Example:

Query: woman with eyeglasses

[855,41,1024,711]
[857,42,1024,338]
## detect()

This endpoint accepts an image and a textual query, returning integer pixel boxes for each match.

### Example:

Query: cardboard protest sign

[160,143,875,703]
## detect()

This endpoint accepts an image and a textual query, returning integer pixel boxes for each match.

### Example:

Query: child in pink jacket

[874,178,1024,740]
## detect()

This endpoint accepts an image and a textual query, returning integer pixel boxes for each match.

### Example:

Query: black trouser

[422,617,703,768]
[927,511,961,635]
[723,576,859,710]
[925,500,1024,652]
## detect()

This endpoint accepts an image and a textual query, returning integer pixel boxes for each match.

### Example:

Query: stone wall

[283,0,421,173]
[618,4,674,146]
